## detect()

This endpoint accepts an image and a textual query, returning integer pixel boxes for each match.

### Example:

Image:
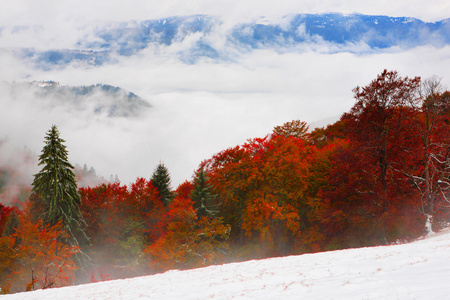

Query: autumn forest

[1,70,449,294]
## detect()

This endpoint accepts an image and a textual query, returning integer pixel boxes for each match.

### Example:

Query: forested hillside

[0,69,449,294]
[1,81,150,118]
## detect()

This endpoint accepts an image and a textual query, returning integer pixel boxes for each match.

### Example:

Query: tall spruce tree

[31,125,88,248]
[191,165,218,219]
[151,163,173,206]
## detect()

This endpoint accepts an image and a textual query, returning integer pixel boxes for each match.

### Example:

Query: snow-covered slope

[3,229,450,299]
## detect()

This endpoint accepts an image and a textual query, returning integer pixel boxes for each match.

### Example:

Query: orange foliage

[206,135,313,258]
[0,208,78,293]
[145,197,229,272]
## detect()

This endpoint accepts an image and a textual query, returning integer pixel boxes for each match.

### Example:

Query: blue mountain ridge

[13,13,450,69]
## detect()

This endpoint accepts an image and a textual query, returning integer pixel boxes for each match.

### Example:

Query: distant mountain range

[9,13,450,69]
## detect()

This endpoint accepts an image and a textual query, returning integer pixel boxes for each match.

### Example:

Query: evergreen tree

[2,210,19,237]
[191,165,218,219]
[30,125,88,248]
[151,163,173,206]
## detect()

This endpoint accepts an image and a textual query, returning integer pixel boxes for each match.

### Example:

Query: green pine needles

[31,125,88,248]
[151,163,174,206]
[191,165,219,219]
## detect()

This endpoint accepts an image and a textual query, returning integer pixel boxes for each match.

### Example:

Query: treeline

[0,70,449,293]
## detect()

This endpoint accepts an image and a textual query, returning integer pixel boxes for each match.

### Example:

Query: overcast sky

[1,0,449,25]
[1,0,450,188]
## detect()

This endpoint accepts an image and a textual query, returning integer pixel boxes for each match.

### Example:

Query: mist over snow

[4,228,450,299]
[1,0,450,187]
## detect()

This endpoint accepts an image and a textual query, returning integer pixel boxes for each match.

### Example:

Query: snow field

[3,229,450,299]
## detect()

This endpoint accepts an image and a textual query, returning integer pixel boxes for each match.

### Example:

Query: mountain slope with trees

[0,81,150,118]
[0,69,449,294]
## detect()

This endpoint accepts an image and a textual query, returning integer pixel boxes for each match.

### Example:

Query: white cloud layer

[0,1,450,187]
[1,0,449,26]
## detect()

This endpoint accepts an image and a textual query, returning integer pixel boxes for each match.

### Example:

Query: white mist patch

[0,138,38,206]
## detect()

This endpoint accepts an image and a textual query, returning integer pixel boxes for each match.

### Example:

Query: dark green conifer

[2,210,19,236]
[31,125,88,248]
[191,165,218,219]
[151,163,173,206]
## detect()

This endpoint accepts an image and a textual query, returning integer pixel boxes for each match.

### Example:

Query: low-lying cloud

[1,44,450,188]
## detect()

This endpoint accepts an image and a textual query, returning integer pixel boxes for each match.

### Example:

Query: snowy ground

[3,230,450,299]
